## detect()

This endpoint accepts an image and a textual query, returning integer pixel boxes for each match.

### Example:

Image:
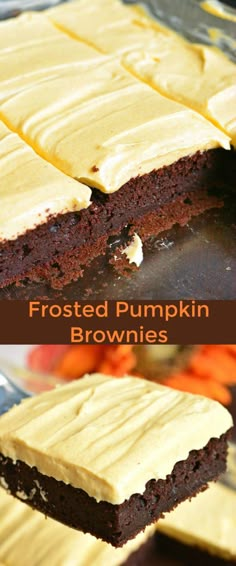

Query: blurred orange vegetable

[163,373,232,405]
[28,344,137,380]
[28,344,236,405]
[162,345,236,405]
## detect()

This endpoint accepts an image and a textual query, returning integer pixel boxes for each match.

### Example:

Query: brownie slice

[0,374,233,546]
[0,432,230,547]
[0,11,233,291]
[0,148,233,290]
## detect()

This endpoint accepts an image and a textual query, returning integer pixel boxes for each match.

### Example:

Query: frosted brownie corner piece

[0,374,233,547]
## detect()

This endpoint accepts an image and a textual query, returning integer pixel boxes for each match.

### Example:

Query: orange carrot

[27,344,236,406]
[54,345,104,379]
[190,347,236,384]
[53,345,137,379]
[98,345,137,376]
[223,345,236,356]
[164,373,232,405]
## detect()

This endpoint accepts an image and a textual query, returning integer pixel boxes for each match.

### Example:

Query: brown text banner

[0,300,234,344]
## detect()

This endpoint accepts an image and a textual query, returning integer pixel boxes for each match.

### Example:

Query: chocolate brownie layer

[0,432,230,547]
[0,148,233,289]
[0,487,155,566]
[10,188,223,289]
[124,534,158,566]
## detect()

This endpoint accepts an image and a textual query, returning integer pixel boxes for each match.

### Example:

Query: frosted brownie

[49,0,236,145]
[0,374,232,546]
[0,121,91,242]
[0,13,229,188]
[0,488,155,566]
[0,12,232,289]
[157,480,236,562]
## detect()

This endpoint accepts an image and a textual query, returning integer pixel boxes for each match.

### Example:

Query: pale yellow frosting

[0,12,103,99]
[48,0,167,55]
[201,1,236,22]
[0,121,91,241]
[0,488,154,566]
[157,480,236,560]
[0,12,230,194]
[124,45,236,145]
[49,0,236,145]
[0,374,232,504]
[122,233,143,266]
